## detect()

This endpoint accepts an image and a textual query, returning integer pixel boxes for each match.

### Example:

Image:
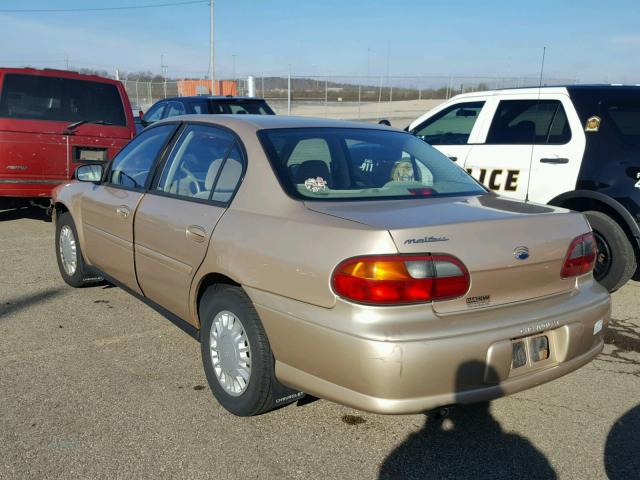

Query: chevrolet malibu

[52,115,610,416]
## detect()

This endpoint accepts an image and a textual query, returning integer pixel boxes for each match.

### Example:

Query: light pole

[209,0,215,94]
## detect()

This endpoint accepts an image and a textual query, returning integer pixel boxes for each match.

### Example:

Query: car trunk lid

[305,194,591,313]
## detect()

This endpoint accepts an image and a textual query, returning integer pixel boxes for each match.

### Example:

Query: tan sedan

[52,115,610,416]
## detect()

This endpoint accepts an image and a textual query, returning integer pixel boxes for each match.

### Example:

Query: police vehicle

[407,85,640,291]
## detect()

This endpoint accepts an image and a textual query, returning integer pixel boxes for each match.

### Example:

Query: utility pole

[65,54,69,70]
[160,54,168,80]
[209,0,215,95]
[232,54,236,80]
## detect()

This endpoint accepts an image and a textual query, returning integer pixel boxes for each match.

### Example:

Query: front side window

[259,128,486,201]
[0,74,126,125]
[155,124,237,200]
[412,102,484,145]
[486,100,571,145]
[165,101,186,118]
[108,124,175,188]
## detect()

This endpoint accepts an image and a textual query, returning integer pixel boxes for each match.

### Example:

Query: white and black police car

[407,85,640,291]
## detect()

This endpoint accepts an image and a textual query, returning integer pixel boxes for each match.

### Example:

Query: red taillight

[331,254,470,305]
[561,233,597,278]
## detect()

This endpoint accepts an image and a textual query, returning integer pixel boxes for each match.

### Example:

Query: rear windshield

[605,102,640,145]
[0,74,126,126]
[208,100,274,115]
[259,128,486,201]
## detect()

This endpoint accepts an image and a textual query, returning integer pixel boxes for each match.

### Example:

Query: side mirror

[76,164,103,183]
[378,119,391,126]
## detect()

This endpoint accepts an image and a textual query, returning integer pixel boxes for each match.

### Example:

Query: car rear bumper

[0,179,71,198]
[249,280,610,414]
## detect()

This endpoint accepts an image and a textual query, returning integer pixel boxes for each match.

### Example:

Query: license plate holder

[511,334,551,370]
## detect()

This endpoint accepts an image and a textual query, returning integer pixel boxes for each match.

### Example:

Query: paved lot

[1,207,639,480]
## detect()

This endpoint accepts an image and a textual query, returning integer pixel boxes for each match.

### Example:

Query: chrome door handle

[116,205,131,219]
[186,225,207,243]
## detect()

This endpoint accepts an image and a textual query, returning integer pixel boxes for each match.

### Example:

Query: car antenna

[525,46,546,203]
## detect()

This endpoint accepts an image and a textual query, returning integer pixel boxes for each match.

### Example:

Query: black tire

[199,285,301,416]
[55,211,93,288]
[584,210,636,292]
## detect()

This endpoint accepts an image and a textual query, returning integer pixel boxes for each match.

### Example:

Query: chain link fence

[123,74,578,126]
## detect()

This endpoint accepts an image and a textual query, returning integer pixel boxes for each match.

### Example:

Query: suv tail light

[561,233,597,278]
[331,254,470,305]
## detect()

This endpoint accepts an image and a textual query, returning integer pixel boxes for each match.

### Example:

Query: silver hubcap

[209,310,251,396]
[59,225,77,276]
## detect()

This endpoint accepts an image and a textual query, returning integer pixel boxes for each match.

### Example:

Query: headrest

[205,159,224,190]
[293,160,331,185]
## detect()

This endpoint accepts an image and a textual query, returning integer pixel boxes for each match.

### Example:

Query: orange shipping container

[177,79,238,96]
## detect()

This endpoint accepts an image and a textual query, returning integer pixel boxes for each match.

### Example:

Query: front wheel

[199,285,302,416]
[55,212,94,288]
[584,210,636,292]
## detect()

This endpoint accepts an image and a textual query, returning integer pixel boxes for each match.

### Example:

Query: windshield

[0,74,126,125]
[259,127,486,201]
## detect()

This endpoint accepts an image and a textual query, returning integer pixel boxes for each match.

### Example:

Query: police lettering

[466,168,520,192]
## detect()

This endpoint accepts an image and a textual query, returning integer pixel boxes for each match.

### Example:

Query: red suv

[0,68,135,208]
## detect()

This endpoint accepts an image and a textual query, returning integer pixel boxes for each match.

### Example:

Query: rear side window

[486,100,571,145]
[212,145,243,203]
[108,124,175,189]
[412,102,484,145]
[605,103,640,145]
[0,74,126,125]
[208,100,275,115]
[189,101,209,114]
[155,124,239,202]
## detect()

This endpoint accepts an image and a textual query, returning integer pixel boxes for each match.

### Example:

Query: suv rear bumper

[0,179,70,198]
[250,281,610,414]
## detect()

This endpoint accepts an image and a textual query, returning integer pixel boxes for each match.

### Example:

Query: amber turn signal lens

[332,254,469,305]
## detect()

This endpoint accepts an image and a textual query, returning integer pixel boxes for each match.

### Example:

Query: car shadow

[0,205,51,222]
[604,404,640,479]
[378,361,557,479]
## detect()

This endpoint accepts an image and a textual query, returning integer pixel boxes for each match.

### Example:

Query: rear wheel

[584,210,636,292]
[199,285,302,416]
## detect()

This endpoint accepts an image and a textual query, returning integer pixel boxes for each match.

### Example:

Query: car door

[134,123,244,323]
[409,100,487,166]
[80,124,177,293]
[464,94,583,202]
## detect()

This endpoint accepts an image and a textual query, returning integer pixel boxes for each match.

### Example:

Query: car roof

[161,96,268,102]
[448,84,640,99]
[0,67,121,85]
[154,114,398,131]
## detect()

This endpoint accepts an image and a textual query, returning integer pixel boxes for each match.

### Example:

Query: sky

[0,0,639,82]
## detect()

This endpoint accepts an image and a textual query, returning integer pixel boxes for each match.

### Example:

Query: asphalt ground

[1,207,639,480]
